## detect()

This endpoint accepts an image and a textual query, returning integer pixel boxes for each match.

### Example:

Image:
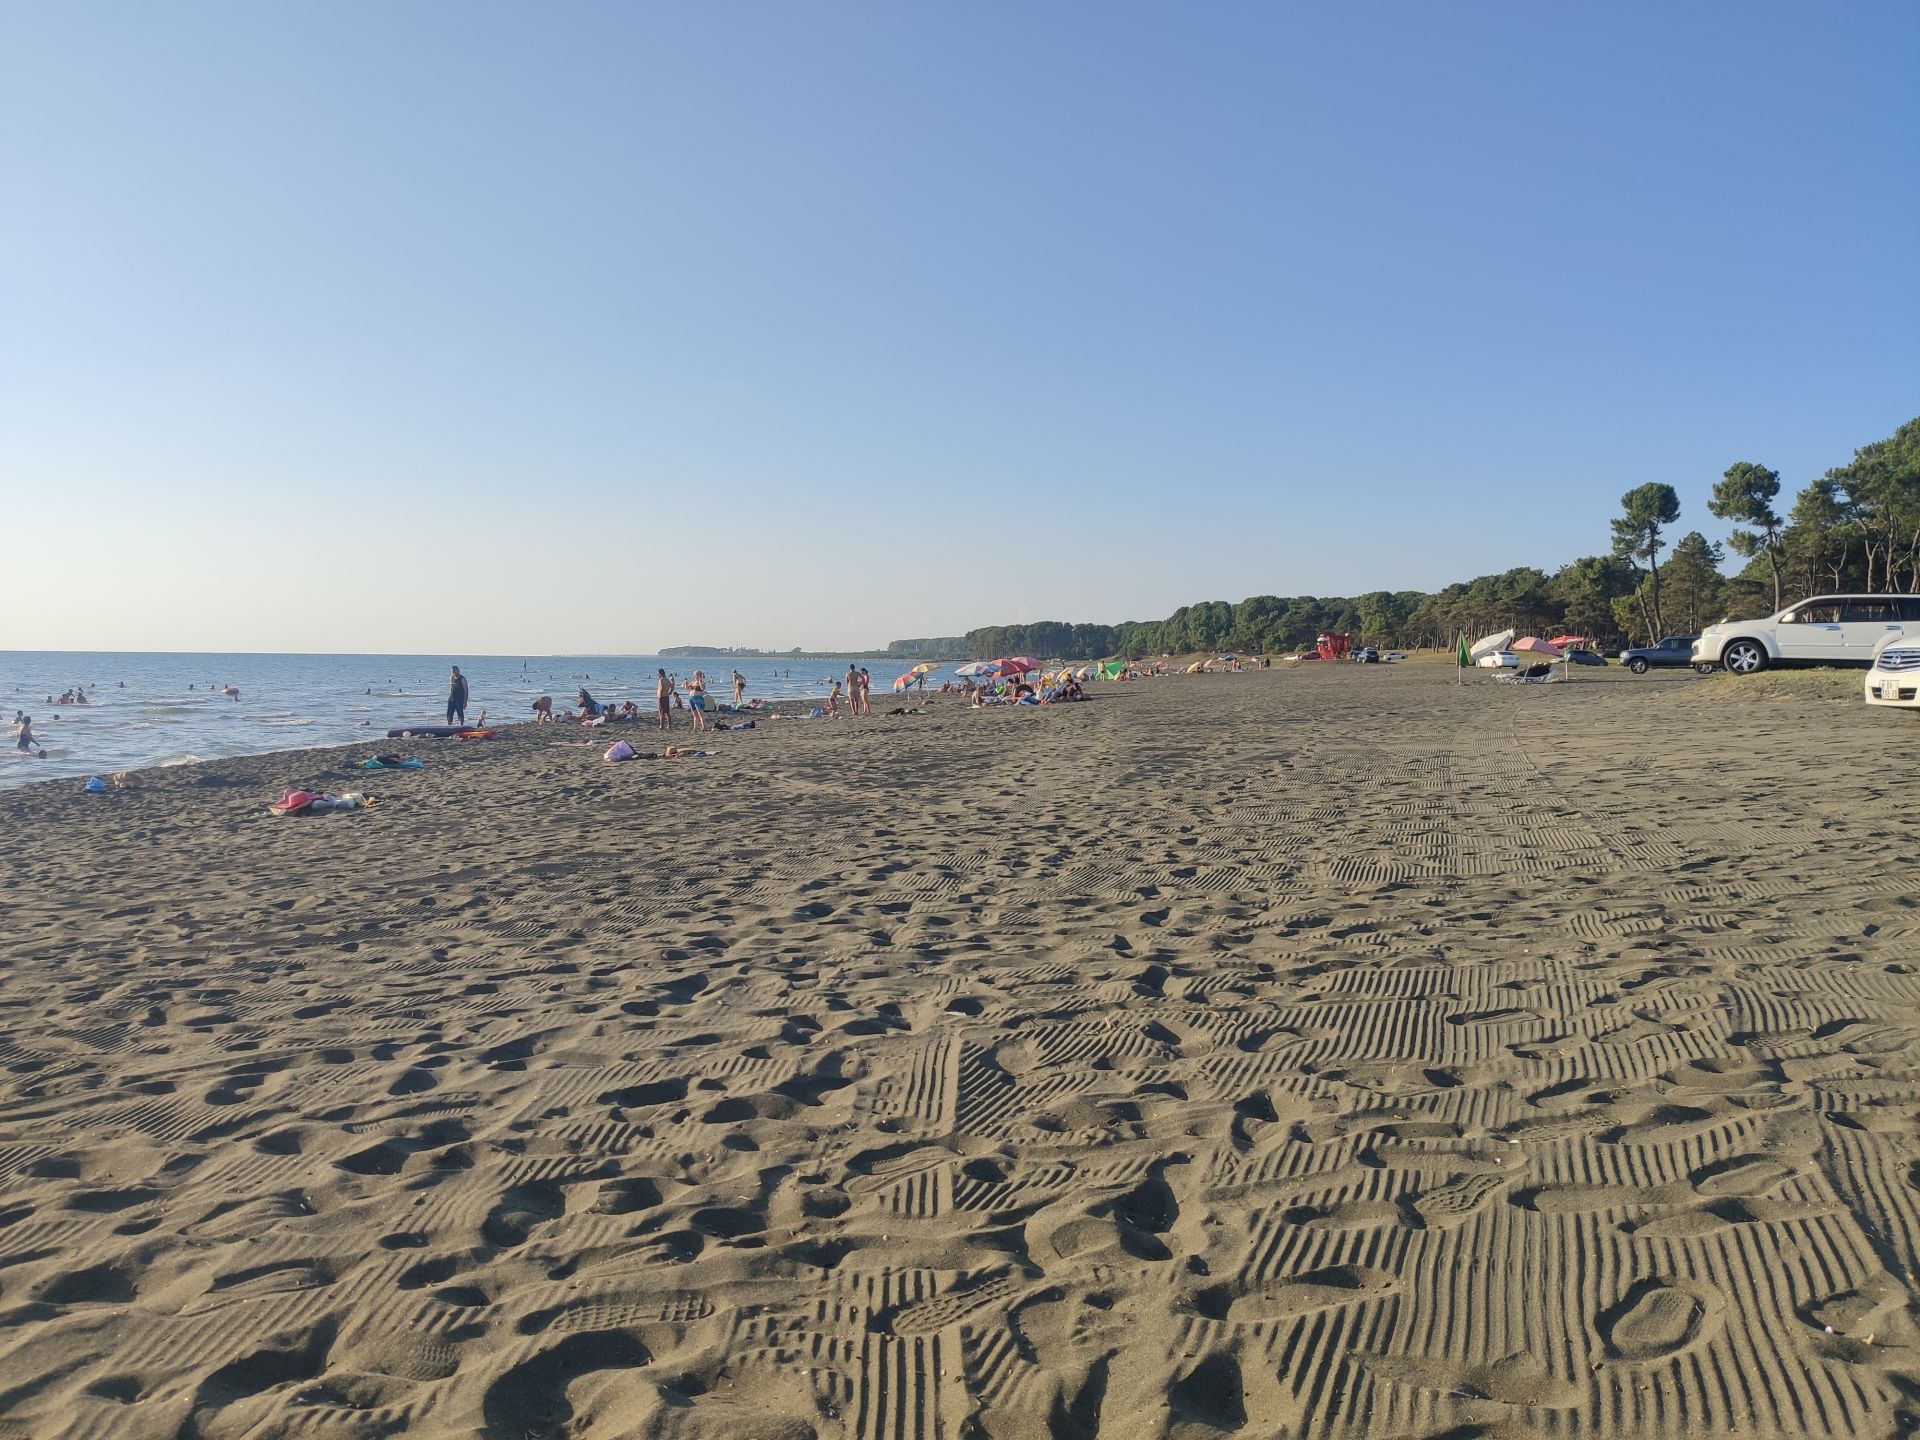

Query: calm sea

[1,652,932,790]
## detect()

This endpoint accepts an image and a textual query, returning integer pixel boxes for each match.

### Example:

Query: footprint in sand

[1596,1277,1724,1363]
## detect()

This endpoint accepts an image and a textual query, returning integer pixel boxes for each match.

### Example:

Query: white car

[1692,594,1918,675]
[1865,633,1920,711]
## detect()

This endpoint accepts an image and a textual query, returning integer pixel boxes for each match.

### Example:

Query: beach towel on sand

[362,755,424,769]
[270,789,372,816]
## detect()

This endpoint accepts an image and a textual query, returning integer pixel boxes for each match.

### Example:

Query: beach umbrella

[1468,629,1515,660]
[988,658,1037,678]
[891,672,917,691]
[954,661,994,676]
[1184,660,1205,674]
[1510,636,1563,658]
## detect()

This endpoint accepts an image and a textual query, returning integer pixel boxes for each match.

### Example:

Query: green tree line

[905,416,1919,659]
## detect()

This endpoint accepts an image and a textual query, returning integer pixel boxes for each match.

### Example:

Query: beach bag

[604,740,636,763]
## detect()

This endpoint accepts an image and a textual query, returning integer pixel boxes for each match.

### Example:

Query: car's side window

[1842,600,1897,623]
[1783,603,1840,624]
[1896,597,1920,622]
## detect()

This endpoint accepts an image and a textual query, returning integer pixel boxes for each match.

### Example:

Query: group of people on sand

[825,664,876,717]
[526,667,752,733]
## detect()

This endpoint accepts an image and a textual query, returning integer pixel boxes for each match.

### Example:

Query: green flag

[1456,632,1471,667]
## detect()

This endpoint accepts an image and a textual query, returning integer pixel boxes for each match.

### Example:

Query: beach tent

[1097,661,1126,680]
[1468,629,1515,660]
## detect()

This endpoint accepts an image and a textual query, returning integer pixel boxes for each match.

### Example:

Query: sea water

[0,652,928,790]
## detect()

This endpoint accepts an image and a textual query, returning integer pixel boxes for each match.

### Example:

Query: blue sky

[3,2,1915,653]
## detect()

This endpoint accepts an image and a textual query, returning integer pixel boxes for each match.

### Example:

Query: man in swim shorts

[656,669,674,731]
[447,666,470,726]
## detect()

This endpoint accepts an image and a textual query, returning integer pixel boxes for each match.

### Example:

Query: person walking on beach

[686,669,709,732]
[655,669,674,731]
[859,666,874,715]
[446,666,470,726]
[731,669,746,707]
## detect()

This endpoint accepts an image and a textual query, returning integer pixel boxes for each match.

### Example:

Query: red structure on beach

[1316,632,1351,661]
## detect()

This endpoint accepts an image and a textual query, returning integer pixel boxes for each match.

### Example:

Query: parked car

[1619,635,1699,674]
[1865,633,1920,711]
[1382,650,1407,662]
[1693,595,1919,675]
[1353,647,1380,663]
[1565,648,1608,667]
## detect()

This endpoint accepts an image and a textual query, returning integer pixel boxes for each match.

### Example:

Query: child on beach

[827,680,843,717]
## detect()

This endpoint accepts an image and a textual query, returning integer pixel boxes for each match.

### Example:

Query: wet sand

[0,663,1914,1439]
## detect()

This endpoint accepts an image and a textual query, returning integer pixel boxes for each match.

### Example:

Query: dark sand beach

[1,663,1914,1439]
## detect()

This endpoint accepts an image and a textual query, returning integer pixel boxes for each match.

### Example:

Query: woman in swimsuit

[686,670,708,732]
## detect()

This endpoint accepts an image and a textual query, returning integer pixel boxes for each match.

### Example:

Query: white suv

[1692,594,1918,675]
[1866,633,1920,711]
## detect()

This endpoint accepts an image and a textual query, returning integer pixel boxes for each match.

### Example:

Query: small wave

[255,718,315,728]
[157,752,207,768]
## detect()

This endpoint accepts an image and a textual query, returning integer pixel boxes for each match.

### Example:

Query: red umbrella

[990,657,1037,678]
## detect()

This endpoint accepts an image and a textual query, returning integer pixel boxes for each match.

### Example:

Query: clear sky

[4,3,1915,654]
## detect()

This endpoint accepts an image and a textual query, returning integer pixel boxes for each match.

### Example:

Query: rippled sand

[0,664,1913,1439]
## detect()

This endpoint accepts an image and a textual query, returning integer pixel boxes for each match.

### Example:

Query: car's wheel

[1722,640,1768,675]
[1627,657,1649,674]
[1694,663,1716,675]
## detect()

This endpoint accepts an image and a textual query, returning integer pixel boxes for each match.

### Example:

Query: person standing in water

[731,669,746,707]
[14,714,39,753]
[446,666,470,726]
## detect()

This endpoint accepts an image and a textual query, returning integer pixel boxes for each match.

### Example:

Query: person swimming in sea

[15,714,41,754]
